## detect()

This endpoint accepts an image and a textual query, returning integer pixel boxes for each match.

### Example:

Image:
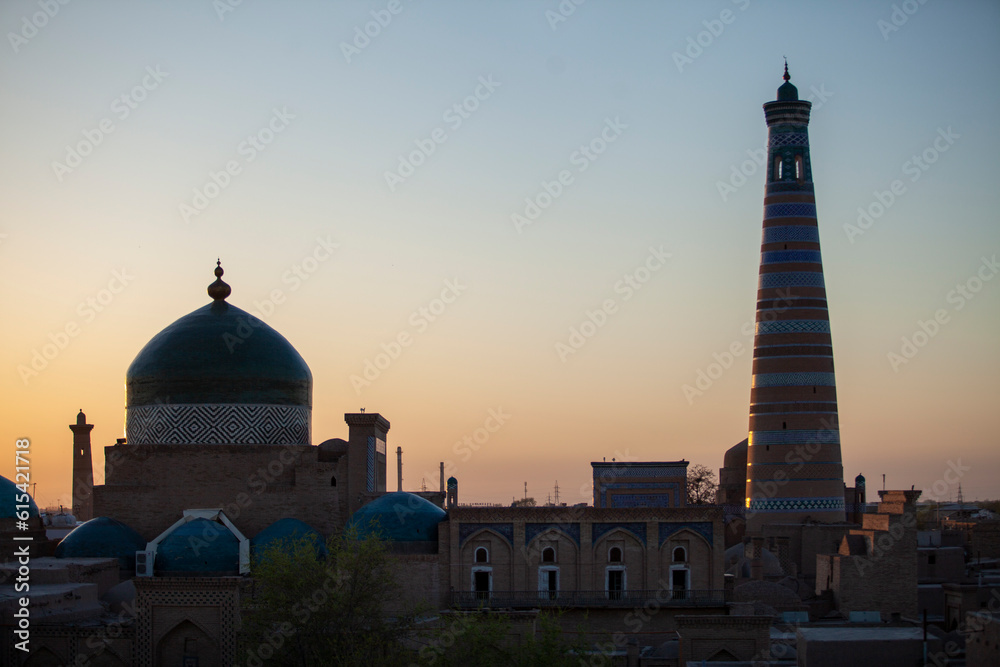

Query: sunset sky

[2,1,998,510]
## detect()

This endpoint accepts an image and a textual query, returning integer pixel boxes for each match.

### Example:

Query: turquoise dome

[154,518,240,574]
[252,518,326,559]
[347,492,446,542]
[1,475,38,518]
[777,80,798,101]
[124,264,312,446]
[55,517,145,569]
[127,300,312,407]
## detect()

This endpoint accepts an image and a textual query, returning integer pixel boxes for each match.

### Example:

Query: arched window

[673,546,686,563]
[795,155,803,182]
[475,547,489,564]
[773,156,781,181]
[330,475,337,487]
[542,547,555,563]
[609,547,622,563]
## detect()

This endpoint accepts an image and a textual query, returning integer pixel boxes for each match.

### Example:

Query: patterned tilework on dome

[745,66,845,530]
[126,404,310,445]
[125,267,312,446]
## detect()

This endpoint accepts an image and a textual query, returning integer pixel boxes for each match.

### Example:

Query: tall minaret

[744,64,845,532]
[70,409,95,521]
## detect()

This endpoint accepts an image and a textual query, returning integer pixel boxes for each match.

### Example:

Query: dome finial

[208,259,231,301]
[783,57,790,82]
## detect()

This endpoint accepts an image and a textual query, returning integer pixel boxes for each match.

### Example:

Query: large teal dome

[1,475,38,518]
[125,263,312,445]
[347,492,446,542]
[55,517,145,569]
[252,518,326,560]
[155,518,240,574]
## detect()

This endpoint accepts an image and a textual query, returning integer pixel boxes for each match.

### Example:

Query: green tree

[240,525,416,667]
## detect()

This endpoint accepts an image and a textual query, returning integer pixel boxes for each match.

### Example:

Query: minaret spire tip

[783,57,790,82]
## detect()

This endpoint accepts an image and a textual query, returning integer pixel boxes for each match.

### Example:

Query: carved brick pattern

[769,133,809,148]
[764,203,816,218]
[746,496,845,512]
[762,225,820,243]
[750,429,840,445]
[752,372,836,388]
[755,320,830,335]
[748,462,843,480]
[126,404,309,445]
[758,271,825,289]
[134,579,240,667]
[761,250,823,265]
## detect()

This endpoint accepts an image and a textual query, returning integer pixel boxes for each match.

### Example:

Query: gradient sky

[2,1,998,510]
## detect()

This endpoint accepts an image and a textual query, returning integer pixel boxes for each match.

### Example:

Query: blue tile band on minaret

[744,65,846,531]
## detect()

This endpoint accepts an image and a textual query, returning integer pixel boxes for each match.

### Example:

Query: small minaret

[69,410,95,521]
[446,476,458,509]
[396,446,403,492]
[744,63,846,532]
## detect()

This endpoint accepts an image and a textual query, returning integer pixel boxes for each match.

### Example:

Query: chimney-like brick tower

[345,412,389,515]
[69,409,95,521]
[745,64,845,532]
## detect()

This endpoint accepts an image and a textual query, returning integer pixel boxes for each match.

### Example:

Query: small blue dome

[155,518,240,573]
[56,517,146,569]
[1,475,38,519]
[252,518,326,559]
[856,474,866,486]
[347,492,446,542]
